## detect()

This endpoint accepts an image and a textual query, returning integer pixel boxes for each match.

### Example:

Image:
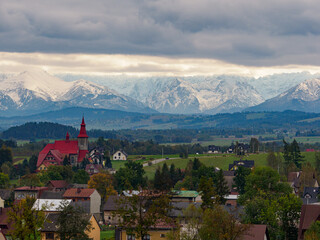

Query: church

[36,117,89,171]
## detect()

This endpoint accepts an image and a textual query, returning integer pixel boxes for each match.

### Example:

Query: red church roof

[78,150,88,162]
[37,118,89,169]
[53,140,79,155]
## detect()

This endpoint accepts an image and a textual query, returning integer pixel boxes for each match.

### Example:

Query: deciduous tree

[88,172,117,202]
[57,201,92,240]
[8,196,45,240]
[200,205,250,240]
[73,169,90,184]
[116,190,172,240]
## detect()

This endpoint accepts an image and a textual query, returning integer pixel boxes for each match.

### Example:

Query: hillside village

[0,119,320,240]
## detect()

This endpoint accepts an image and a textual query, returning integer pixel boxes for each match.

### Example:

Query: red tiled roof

[78,117,89,138]
[243,225,268,240]
[37,118,89,168]
[37,140,78,168]
[152,219,176,229]
[63,188,95,198]
[0,208,12,235]
[37,144,54,167]
[298,204,320,239]
[53,140,79,155]
[78,150,89,162]
[48,180,69,189]
[15,186,48,191]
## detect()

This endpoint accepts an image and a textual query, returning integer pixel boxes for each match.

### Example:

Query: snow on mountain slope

[118,77,264,114]
[249,72,320,100]
[92,76,264,114]
[0,70,153,116]
[282,78,320,101]
[0,70,72,103]
[247,78,320,112]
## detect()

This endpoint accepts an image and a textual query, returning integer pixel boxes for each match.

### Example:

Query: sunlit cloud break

[1,52,320,78]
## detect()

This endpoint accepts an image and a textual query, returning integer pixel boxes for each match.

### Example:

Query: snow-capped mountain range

[0,70,153,116]
[246,78,320,112]
[124,77,265,114]
[1,70,320,116]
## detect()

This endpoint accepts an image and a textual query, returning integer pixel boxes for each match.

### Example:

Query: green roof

[171,190,199,198]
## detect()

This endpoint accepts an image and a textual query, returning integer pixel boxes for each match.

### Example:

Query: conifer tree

[214,169,229,204]
[169,164,177,186]
[154,167,162,190]
[198,177,215,209]
[161,163,171,191]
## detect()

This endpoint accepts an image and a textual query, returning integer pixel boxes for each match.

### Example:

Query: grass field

[101,230,115,240]
[13,156,30,165]
[143,151,318,180]
[111,154,180,171]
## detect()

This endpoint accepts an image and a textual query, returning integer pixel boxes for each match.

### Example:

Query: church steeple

[77,117,88,150]
[66,132,70,141]
[78,116,88,138]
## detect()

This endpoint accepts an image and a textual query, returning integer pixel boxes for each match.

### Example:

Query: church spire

[78,116,88,138]
[66,132,70,141]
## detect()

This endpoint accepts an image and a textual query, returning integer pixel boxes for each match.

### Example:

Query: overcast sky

[1,0,320,77]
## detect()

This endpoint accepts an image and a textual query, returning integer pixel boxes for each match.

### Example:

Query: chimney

[77,188,81,194]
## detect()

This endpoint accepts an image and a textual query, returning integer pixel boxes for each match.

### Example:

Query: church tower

[77,117,89,151]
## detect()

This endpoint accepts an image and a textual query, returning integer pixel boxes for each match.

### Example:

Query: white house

[113,150,128,160]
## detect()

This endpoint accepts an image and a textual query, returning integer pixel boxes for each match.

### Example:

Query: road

[142,157,178,167]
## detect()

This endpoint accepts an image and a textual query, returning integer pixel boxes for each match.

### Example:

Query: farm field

[111,154,180,170]
[143,151,317,180]
[13,156,30,165]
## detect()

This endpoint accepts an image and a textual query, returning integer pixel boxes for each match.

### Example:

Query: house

[14,186,48,200]
[0,189,13,207]
[113,150,128,161]
[47,180,69,191]
[288,172,319,195]
[229,160,254,171]
[0,231,6,240]
[0,208,12,239]
[32,199,72,213]
[169,201,202,226]
[115,220,176,240]
[302,187,320,204]
[225,192,239,206]
[103,195,123,225]
[243,224,270,240]
[208,145,221,154]
[40,212,100,240]
[170,190,201,202]
[89,147,105,164]
[85,164,103,176]
[288,171,301,194]
[63,188,101,214]
[226,143,250,154]
[37,117,89,170]
[40,190,65,200]
[122,190,140,197]
[298,204,320,239]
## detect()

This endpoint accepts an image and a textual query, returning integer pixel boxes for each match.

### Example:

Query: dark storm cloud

[1,0,320,66]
